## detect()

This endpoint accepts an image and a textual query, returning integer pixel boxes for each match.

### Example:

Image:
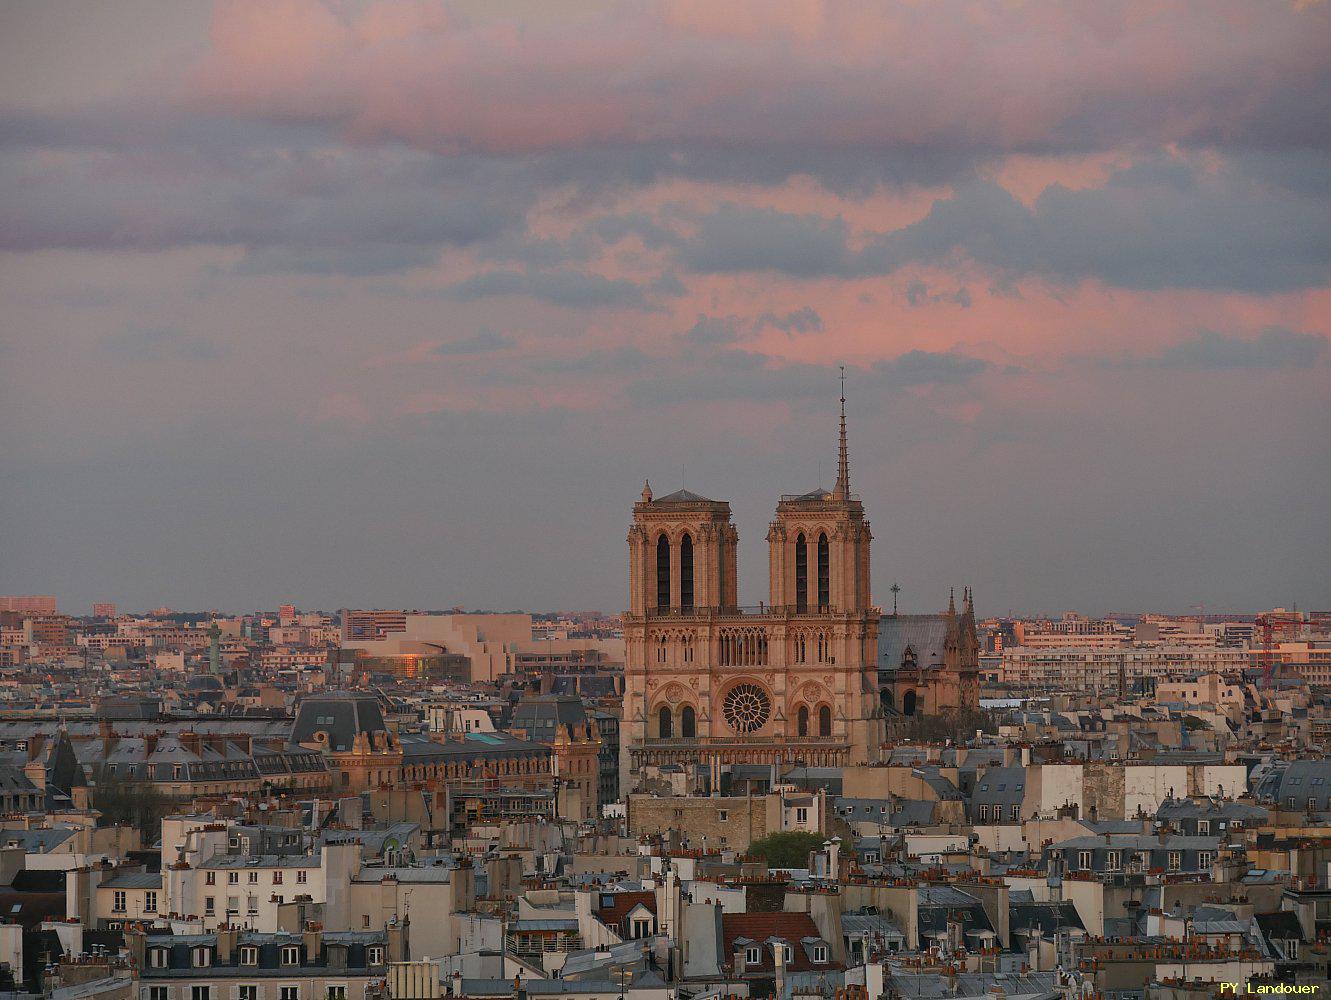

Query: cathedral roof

[651,488,716,504]
[878,614,950,673]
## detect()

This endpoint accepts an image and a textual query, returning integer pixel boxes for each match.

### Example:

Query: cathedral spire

[833,365,850,500]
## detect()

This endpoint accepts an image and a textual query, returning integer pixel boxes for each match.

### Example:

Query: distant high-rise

[0,596,56,615]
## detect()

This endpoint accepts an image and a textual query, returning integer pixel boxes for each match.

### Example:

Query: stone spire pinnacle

[833,365,850,500]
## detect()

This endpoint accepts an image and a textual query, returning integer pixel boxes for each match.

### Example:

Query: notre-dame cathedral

[622,388,981,793]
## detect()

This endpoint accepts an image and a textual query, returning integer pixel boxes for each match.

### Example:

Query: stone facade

[622,395,882,793]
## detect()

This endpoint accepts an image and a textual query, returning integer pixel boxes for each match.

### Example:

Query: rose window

[722,683,772,734]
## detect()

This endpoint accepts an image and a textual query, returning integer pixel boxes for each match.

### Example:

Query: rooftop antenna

[890,583,901,616]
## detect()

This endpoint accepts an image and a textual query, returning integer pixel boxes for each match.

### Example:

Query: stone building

[622,391,881,792]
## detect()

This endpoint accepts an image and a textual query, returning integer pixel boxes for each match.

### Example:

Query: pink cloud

[192,1,1331,158]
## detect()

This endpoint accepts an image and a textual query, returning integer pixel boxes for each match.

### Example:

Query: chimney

[774,940,788,1000]
[733,945,746,978]
[145,734,160,756]
[302,923,322,964]
[23,758,46,792]
[386,916,409,963]
[124,924,147,971]
[216,926,239,964]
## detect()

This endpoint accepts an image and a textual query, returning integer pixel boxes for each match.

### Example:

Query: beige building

[622,395,881,793]
[341,613,620,683]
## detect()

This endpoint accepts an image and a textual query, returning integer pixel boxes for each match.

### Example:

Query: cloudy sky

[2,0,1329,617]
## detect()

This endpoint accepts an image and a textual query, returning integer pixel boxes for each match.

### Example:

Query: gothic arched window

[817,533,830,609]
[797,706,809,737]
[680,533,694,610]
[681,705,696,738]
[795,533,808,612]
[659,706,673,738]
[656,535,670,611]
[818,705,832,737]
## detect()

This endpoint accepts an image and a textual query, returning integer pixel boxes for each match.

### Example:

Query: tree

[91,769,170,842]
[746,830,827,869]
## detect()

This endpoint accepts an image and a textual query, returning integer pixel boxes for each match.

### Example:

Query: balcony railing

[644,604,853,618]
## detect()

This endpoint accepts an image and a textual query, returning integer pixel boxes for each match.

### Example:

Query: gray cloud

[435,330,516,356]
[100,327,221,363]
[873,350,992,386]
[679,205,851,277]
[904,280,972,308]
[755,307,824,334]
[1145,327,1328,370]
[447,269,655,309]
[863,158,1331,293]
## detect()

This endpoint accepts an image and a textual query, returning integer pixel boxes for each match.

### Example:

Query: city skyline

[2,1,1329,614]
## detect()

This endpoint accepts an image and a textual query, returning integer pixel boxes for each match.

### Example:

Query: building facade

[622,396,882,791]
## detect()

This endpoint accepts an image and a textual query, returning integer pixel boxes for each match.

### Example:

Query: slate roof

[652,489,717,504]
[290,693,389,752]
[878,614,952,675]
[594,890,657,933]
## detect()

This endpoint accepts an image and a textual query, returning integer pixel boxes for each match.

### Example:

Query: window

[745,946,761,967]
[362,914,371,929]
[1309,798,1319,812]
[813,945,828,964]
[146,988,169,1000]
[227,897,239,916]
[1196,820,1209,835]
[795,533,808,612]
[113,891,127,913]
[296,870,307,885]
[795,807,808,824]
[248,872,259,884]
[656,535,670,611]
[191,988,210,1000]
[978,805,989,823]
[192,947,212,968]
[1106,850,1122,872]
[1078,851,1093,870]
[818,705,831,737]
[817,533,830,609]
[280,988,299,1000]
[1167,851,1182,872]
[247,896,258,915]
[718,810,728,822]
[1284,940,1300,960]
[272,871,283,885]
[144,891,158,913]
[658,706,672,739]
[239,987,258,1000]
[681,705,696,738]
[228,872,239,885]
[367,946,385,966]
[327,989,347,1000]
[149,948,170,969]
[679,533,694,610]
[205,872,216,886]
[281,946,300,966]
[798,706,809,737]
[632,917,652,939]
[1199,852,1214,869]
[1010,804,1020,822]
[240,946,259,966]
[205,897,215,916]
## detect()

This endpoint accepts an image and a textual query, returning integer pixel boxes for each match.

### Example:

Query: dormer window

[366,946,385,966]
[281,945,301,966]
[240,946,259,966]
[745,946,761,966]
[812,945,828,964]
[149,948,170,968]
[192,947,212,968]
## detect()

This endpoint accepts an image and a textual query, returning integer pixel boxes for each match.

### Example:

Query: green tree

[746,830,827,869]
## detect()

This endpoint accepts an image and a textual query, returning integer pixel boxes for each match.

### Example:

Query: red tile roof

[721,912,842,973]
[594,890,657,933]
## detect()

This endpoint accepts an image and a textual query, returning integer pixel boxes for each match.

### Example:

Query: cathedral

[622,389,980,793]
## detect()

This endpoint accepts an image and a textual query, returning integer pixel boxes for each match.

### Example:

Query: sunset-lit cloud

[0,0,1327,614]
